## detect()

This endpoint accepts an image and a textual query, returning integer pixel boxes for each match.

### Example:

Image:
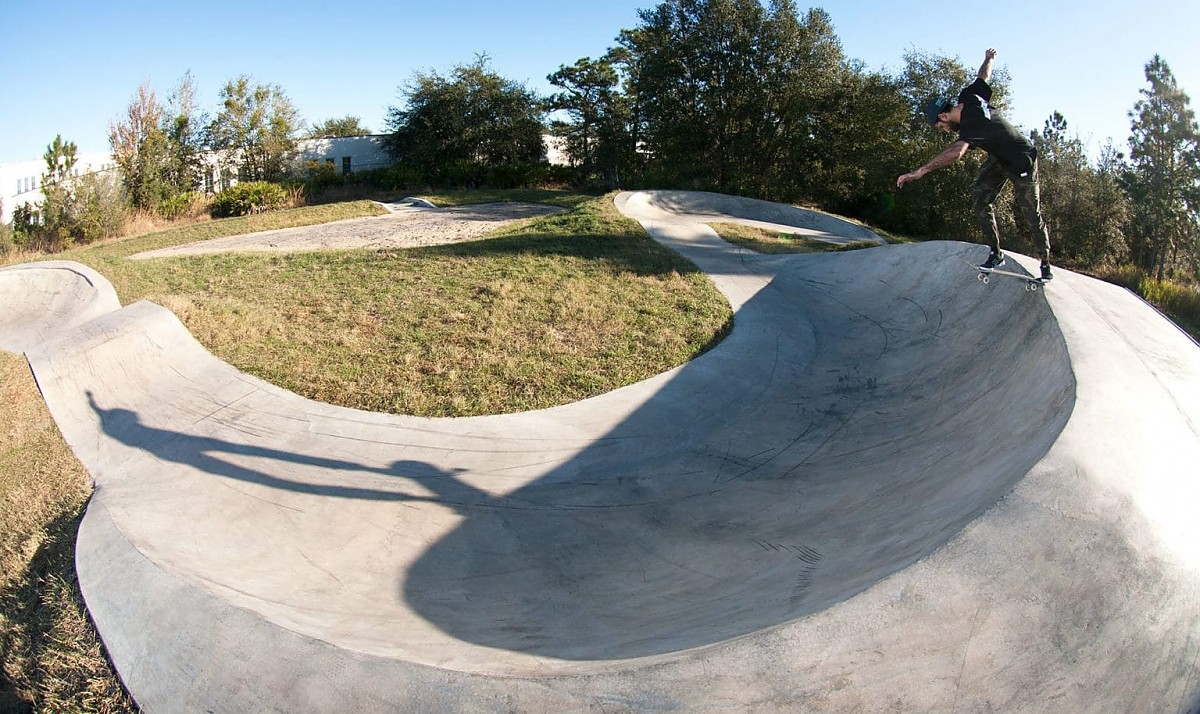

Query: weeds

[0,352,135,713]
[1094,264,1200,341]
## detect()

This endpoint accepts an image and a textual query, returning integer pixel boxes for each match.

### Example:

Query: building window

[342,156,351,175]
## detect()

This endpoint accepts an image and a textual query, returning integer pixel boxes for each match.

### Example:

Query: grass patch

[1095,264,1200,342]
[0,351,135,713]
[58,192,732,417]
[709,222,881,254]
[416,188,594,210]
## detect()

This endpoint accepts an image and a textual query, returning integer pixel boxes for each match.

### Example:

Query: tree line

[5,0,1198,285]
[542,0,1198,282]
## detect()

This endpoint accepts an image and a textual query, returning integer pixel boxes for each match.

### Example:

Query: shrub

[72,172,128,243]
[210,181,288,218]
[159,192,204,220]
[1139,276,1200,336]
[0,221,12,256]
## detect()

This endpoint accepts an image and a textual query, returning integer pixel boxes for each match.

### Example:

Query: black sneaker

[1040,261,1054,281]
[980,251,1006,270]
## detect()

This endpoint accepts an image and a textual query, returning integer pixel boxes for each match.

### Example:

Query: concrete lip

[2,191,1198,710]
[0,260,121,354]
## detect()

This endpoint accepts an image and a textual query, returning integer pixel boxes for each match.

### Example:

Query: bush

[72,172,127,243]
[1139,276,1200,335]
[210,181,288,218]
[8,173,126,252]
[159,192,204,220]
[1097,263,1200,341]
[0,221,12,256]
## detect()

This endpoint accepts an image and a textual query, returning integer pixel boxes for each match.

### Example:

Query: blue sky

[1,0,1197,165]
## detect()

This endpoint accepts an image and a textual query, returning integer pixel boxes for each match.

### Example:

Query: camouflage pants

[971,156,1052,261]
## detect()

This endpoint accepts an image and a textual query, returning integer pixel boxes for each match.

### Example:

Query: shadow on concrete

[396,242,1075,660]
[81,241,1074,663]
[86,389,497,507]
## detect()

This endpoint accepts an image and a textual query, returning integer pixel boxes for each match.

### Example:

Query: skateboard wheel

[981,274,989,284]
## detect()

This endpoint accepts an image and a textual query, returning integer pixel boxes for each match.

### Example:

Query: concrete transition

[1,190,1198,711]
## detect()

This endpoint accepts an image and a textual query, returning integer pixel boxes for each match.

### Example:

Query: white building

[0,152,115,224]
[295,135,393,174]
[2,134,568,224]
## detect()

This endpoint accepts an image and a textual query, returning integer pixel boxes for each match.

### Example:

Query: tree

[37,135,80,245]
[162,71,207,200]
[110,73,208,213]
[1029,112,1129,266]
[617,0,774,192]
[24,135,124,248]
[385,56,546,184]
[1124,55,1200,280]
[109,81,172,210]
[612,1,879,201]
[546,52,633,189]
[883,50,985,238]
[207,76,301,182]
[307,116,371,138]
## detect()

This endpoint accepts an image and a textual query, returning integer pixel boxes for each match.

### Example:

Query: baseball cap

[924,97,953,125]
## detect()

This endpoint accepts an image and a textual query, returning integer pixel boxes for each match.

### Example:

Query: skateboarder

[896,48,1053,281]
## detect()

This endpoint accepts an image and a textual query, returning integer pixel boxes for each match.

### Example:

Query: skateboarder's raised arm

[978,48,997,82]
[896,141,970,188]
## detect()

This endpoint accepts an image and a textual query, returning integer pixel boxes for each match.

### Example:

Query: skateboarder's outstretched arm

[978,48,997,82]
[896,141,970,188]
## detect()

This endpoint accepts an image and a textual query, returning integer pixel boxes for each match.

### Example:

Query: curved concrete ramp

[621,189,885,245]
[0,260,121,353]
[2,191,1199,711]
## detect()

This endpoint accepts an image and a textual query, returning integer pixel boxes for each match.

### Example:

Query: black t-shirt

[956,77,1037,175]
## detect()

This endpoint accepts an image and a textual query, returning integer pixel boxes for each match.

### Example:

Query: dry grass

[0,352,135,713]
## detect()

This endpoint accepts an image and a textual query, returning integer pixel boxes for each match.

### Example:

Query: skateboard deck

[966,258,1050,292]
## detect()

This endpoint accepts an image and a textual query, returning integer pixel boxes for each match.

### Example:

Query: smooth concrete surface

[0,260,121,353]
[1,191,1198,711]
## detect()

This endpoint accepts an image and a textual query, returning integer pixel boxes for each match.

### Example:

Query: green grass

[1096,264,1200,342]
[709,221,882,254]
[59,192,732,417]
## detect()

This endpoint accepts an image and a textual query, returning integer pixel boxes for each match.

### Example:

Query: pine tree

[1124,55,1200,281]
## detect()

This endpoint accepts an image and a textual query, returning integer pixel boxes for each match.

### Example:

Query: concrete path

[1,191,1198,711]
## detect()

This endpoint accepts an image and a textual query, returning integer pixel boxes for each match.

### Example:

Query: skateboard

[977,267,1049,292]
[965,258,1050,292]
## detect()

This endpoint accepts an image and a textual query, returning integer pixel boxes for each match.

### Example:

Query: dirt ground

[131,202,565,259]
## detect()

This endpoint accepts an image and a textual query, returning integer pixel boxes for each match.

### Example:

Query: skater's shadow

[86,390,494,511]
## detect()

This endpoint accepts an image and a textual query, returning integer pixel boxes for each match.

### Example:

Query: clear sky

[1,0,1197,165]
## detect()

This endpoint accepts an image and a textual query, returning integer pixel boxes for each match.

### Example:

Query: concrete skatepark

[1,190,1198,711]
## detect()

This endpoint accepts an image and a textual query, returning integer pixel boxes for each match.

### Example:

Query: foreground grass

[0,352,135,713]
